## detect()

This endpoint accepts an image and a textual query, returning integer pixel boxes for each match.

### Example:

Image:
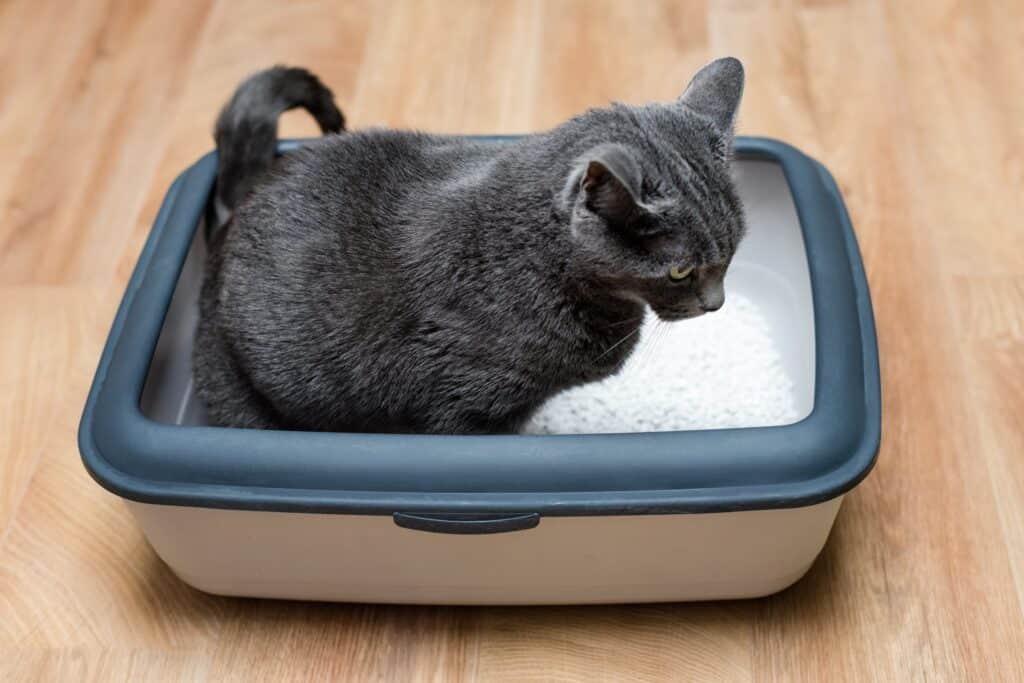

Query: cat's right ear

[577,144,643,226]
[678,57,745,134]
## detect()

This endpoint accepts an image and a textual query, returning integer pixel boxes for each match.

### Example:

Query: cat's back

[221,129,501,283]
[274,129,499,203]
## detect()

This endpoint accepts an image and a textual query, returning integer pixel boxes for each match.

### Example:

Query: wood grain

[2,0,1023,680]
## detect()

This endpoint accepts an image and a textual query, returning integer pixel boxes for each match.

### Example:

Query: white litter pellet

[522,293,799,434]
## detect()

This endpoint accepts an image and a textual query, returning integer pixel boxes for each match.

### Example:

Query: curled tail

[213,65,345,218]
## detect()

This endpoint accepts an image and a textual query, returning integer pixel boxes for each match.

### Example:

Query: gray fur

[193,58,747,433]
[213,65,345,214]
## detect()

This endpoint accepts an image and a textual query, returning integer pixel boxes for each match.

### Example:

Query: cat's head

[563,57,747,321]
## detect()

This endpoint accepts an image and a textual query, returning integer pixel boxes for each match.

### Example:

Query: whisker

[637,320,665,371]
[640,319,672,372]
[607,315,644,329]
[597,326,642,360]
[629,317,656,371]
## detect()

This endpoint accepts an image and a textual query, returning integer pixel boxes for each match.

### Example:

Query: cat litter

[524,293,799,435]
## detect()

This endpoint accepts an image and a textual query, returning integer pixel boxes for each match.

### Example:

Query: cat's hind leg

[192,319,283,430]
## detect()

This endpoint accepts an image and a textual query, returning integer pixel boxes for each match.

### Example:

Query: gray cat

[193,58,747,433]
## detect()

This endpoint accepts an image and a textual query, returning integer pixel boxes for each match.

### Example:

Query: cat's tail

[212,65,345,219]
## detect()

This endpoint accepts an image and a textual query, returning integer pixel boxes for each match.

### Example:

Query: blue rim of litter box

[78,136,881,516]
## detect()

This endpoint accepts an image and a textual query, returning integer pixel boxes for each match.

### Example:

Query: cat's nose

[699,295,724,312]
[698,281,725,312]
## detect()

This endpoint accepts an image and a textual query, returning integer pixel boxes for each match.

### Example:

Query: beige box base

[128,497,842,605]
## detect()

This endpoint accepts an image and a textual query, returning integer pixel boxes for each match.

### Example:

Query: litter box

[79,136,880,604]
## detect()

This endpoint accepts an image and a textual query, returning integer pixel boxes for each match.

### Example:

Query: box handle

[393,512,540,535]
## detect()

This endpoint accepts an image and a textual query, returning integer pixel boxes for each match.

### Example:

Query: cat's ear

[578,144,643,226]
[679,57,745,134]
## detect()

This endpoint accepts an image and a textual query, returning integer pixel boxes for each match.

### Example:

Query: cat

[193,58,747,434]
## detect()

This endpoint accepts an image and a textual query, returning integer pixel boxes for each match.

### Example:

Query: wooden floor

[2,0,1023,680]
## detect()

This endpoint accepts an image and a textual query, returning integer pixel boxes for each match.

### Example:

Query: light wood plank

[0,0,216,286]
[0,289,106,538]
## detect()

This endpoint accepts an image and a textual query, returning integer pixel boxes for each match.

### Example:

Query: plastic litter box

[79,136,880,604]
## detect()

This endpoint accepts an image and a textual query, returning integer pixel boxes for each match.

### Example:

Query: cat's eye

[668,265,694,282]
